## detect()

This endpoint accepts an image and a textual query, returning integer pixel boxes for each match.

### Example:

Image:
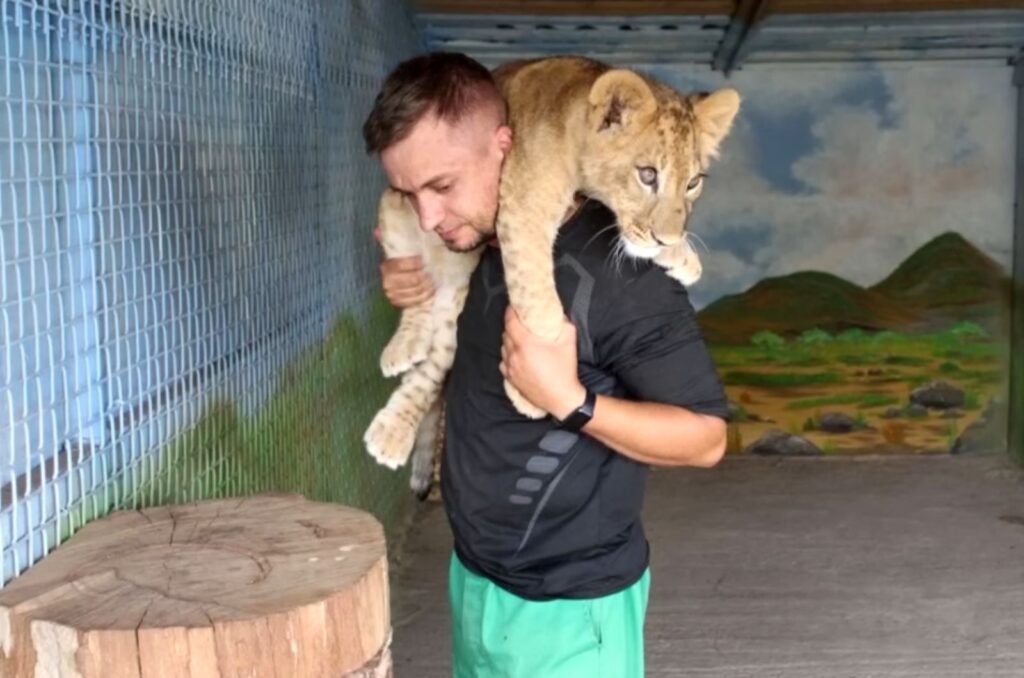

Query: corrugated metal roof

[415,9,1024,69]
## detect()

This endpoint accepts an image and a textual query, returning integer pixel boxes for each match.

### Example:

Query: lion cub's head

[580,69,740,261]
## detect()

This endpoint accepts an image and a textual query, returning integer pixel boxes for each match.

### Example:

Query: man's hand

[500,306,727,469]
[375,227,434,308]
[380,256,435,308]
[499,307,585,420]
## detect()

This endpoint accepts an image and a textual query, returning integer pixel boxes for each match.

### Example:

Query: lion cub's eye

[687,173,707,192]
[637,166,658,187]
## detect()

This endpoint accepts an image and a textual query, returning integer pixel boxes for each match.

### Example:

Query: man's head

[363,52,511,252]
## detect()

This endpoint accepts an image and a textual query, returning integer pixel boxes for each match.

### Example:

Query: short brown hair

[362,52,505,154]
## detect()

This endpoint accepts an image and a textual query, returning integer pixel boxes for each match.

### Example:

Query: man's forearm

[500,309,728,466]
[578,394,727,467]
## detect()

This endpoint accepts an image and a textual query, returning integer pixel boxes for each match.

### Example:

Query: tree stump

[0,493,392,677]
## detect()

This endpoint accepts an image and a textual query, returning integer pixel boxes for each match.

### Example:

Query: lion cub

[364,57,739,494]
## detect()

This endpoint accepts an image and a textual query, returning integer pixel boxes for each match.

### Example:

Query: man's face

[381,106,510,252]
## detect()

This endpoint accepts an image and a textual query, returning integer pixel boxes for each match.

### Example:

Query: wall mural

[642,61,1015,456]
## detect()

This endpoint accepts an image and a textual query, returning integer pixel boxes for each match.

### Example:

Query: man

[363,52,729,677]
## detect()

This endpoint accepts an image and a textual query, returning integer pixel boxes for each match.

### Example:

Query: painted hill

[869,231,1010,320]
[697,231,1010,345]
[697,271,922,345]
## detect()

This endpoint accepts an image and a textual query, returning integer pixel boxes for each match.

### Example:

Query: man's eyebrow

[390,173,455,195]
[416,173,454,191]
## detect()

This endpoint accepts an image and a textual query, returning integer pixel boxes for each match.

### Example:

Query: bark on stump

[0,493,391,677]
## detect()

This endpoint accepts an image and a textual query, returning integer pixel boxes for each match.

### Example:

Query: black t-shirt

[441,199,730,601]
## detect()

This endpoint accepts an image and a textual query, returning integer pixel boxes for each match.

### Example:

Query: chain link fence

[2,0,421,586]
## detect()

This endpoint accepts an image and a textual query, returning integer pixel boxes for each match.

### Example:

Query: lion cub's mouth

[620,236,662,260]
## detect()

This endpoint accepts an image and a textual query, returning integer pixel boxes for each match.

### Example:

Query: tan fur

[492,57,739,416]
[363,189,479,479]
[364,57,740,489]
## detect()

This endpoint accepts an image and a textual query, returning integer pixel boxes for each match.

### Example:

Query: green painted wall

[60,296,413,548]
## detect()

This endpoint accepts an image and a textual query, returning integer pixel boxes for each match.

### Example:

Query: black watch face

[558,390,595,431]
[563,410,590,432]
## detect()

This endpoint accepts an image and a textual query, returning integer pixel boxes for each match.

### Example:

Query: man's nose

[417,195,445,232]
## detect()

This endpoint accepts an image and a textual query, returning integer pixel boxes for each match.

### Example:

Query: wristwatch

[555,388,596,432]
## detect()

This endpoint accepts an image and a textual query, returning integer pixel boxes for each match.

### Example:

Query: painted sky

[638,61,1017,311]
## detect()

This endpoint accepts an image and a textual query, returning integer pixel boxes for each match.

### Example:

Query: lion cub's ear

[692,88,741,160]
[588,70,657,133]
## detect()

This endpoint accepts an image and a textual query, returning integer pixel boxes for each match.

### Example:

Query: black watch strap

[556,389,596,432]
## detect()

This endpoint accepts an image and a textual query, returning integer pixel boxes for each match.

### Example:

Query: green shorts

[448,553,650,678]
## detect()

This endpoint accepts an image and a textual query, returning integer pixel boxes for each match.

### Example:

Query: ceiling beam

[771,0,1024,11]
[411,1,735,15]
[712,0,773,75]
[412,0,1024,14]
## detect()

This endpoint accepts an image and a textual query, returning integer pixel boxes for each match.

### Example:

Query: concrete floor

[389,455,1024,677]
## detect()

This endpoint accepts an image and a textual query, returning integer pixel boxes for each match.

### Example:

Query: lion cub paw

[379,334,431,378]
[659,239,703,288]
[667,256,702,287]
[364,409,417,469]
[504,379,547,419]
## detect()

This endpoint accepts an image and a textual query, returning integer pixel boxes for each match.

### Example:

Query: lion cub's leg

[654,236,703,287]
[365,248,477,469]
[377,189,434,377]
[495,152,576,419]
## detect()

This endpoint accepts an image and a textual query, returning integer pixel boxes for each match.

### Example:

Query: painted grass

[723,371,844,387]
[711,328,1004,370]
[784,392,900,411]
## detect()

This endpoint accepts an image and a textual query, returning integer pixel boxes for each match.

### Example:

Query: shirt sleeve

[594,277,730,420]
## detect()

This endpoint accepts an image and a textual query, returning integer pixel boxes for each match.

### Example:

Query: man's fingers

[382,270,424,292]
[378,252,434,309]
[388,280,435,308]
[381,255,425,274]
[401,285,435,306]
[407,278,435,299]
[504,311,528,343]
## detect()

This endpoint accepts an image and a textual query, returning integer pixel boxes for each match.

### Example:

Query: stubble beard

[440,210,496,253]
[443,229,490,253]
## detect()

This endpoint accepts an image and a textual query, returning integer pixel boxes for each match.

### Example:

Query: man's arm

[500,308,728,468]
[380,239,728,467]
[576,395,726,468]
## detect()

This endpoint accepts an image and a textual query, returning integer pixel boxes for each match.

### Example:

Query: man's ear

[495,124,513,157]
